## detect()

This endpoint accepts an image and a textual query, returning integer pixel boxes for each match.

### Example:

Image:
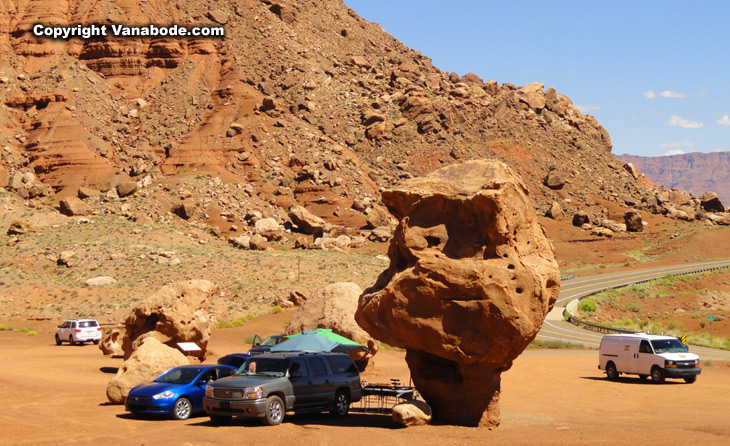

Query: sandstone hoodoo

[356,159,560,427]
[120,280,217,360]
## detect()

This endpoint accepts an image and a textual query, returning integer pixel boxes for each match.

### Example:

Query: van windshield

[650,339,687,353]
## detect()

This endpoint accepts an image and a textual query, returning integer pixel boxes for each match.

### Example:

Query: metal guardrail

[563,264,730,335]
[560,274,576,281]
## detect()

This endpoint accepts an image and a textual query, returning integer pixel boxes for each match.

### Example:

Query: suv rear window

[78,321,98,328]
[325,355,358,374]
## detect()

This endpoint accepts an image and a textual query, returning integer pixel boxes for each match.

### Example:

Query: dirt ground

[2,316,729,446]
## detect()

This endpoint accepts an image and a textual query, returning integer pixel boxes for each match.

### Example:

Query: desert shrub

[0,324,10,331]
[26,330,37,336]
[271,305,284,314]
[578,297,597,313]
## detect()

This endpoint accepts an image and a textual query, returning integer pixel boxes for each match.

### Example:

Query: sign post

[708,315,715,347]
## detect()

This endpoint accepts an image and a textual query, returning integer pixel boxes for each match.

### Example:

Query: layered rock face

[356,160,560,427]
[120,279,216,360]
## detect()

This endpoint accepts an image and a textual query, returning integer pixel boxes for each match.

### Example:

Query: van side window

[639,340,653,354]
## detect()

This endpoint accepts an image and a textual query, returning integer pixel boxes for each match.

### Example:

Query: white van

[598,333,701,383]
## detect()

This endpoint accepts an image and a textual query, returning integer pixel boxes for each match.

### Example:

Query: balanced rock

[356,160,560,428]
[121,280,216,360]
[106,337,189,403]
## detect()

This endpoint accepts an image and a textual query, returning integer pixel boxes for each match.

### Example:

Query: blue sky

[343,1,730,157]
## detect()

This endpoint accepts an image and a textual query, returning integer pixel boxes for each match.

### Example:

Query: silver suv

[203,352,362,426]
[55,319,102,345]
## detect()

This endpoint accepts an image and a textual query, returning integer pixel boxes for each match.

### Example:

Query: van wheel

[650,366,665,383]
[331,390,350,417]
[684,376,697,384]
[605,362,618,381]
[262,395,284,426]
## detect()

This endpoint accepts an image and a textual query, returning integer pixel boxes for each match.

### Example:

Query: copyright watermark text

[32,23,225,40]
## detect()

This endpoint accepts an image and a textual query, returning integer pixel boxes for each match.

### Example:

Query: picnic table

[357,379,416,412]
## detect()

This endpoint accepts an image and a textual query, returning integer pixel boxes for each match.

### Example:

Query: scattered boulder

[288,205,327,238]
[78,187,100,199]
[544,168,566,190]
[228,234,251,250]
[392,400,433,426]
[59,197,93,216]
[7,220,31,235]
[369,226,393,242]
[85,276,117,287]
[99,329,123,356]
[106,337,190,404]
[207,9,228,24]
[172,203,196,220]
[255,217,283,241]
[592,227,614,237]
[57,251,78,267]
[700,192,724,213]
[249,234,269,251]
[356,160,560,427]
[624,210,643,232]
[572,211,591,227]
[116,182,138,198]
[121,280,216,360]
[364,205,393,229]
[545,201,564,220]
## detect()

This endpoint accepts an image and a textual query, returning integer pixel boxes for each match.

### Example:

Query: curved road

[537,259,730,361]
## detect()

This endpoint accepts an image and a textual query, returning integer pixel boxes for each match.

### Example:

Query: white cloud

[643,90,686,99]
[696,90,708,97]
[660,140,694,148]
[662,149,687,156]
[576,105,600,113]
[658,90,687,98]
[667,115,704,129]
[717,115,730,126]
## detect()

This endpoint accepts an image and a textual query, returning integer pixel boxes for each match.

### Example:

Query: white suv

[55,319,102,345]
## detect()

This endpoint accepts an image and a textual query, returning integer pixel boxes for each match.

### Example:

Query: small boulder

[57,251,77,267]
[116,182,138,198]
[624,210,644,232]
[59,197,93,216]
[249,234,269,251]
[572,211,591,227]
[255,218,283,241]
[78,187,100,199]
[85,276,117,287]
[7,220,31,235]
[545,201,564,220]
[544,168,566,190]
[288,205,328,237]
[700,192,724,213]
[172,203,196,220]
[392,400,433,426]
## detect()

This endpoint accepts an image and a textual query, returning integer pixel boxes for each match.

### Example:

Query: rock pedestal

[356,159,560,427]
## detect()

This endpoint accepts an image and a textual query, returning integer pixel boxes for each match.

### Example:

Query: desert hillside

[619,152,730,203]
[2,0,667,230]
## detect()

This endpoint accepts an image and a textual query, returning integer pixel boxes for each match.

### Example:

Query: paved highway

[537,259,730,361]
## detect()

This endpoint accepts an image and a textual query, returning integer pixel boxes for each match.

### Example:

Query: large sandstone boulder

[544,168,566,190]
[121,280,216,360]
[106,337,190,403]
[356,160,560,428]
[285,282,378,362]
[288,205,328,238]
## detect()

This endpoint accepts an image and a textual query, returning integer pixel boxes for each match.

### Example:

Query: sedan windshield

[237,358,288,377]
[155,367,203,384]
[650,339,688,354]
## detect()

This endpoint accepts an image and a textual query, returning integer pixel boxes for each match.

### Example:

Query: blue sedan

[125,364,237,420]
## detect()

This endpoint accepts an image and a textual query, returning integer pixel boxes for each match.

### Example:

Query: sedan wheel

[173,398,192,420]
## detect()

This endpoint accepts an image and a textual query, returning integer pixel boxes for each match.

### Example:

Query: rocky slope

[1,0,727,245]
[619,152,730,203]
